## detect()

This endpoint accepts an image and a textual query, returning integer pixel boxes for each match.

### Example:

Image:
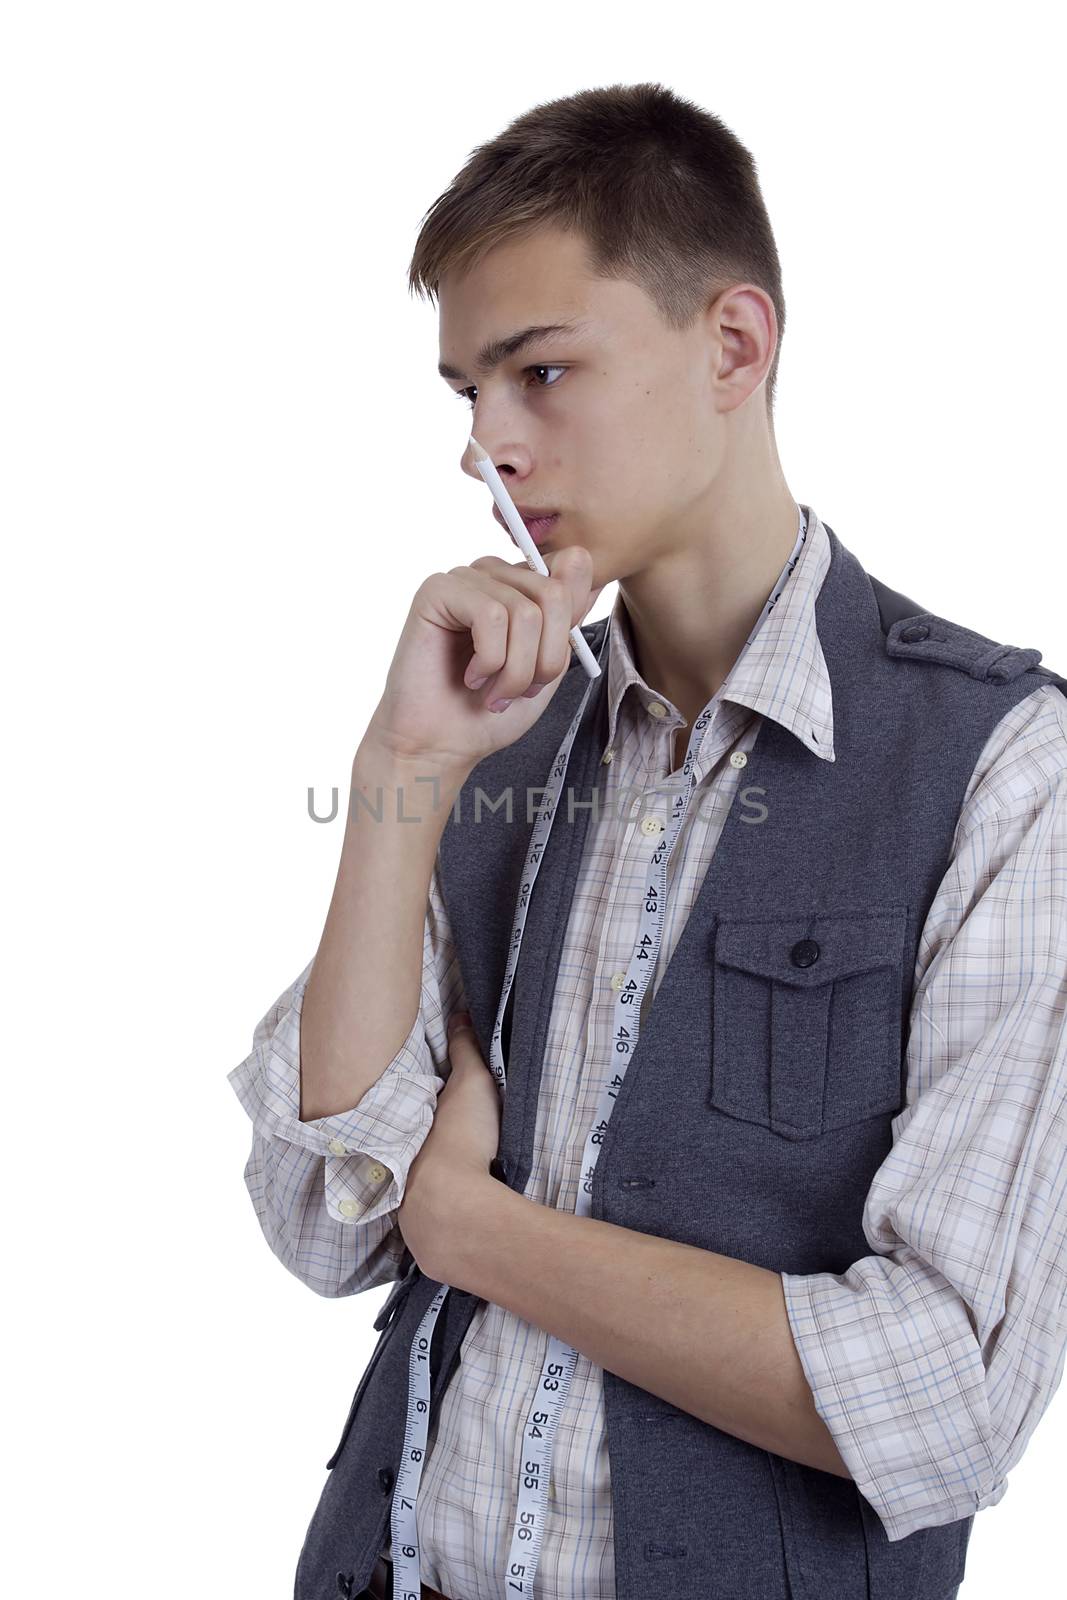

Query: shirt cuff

[227,980,445,1228]
[780,1253,1007,1542]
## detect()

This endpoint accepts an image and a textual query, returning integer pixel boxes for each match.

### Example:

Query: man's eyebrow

[438,319,591,382]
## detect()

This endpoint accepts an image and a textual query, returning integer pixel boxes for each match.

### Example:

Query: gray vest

[296,526,1067,1600]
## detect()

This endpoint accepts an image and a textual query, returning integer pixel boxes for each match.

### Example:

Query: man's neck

[618,483,802,728]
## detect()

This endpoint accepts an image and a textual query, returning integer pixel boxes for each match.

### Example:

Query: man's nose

[460,436,530,483]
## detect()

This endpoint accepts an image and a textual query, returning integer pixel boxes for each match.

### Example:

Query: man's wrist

[355,734,470,780]
[350,739,471,826]
[434,1164,511,1290]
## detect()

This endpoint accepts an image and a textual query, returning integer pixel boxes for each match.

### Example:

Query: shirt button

[639,815,663,836]
[367,1163,387,1182]
[339,1199,360,1218]
[610,971,627,991]
[647,700,668,718]
[730,751,747,768]
[601,746,615,764]
[328,1138,348,1155]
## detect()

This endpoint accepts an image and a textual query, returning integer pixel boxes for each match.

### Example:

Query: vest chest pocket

[710,906,909,1141]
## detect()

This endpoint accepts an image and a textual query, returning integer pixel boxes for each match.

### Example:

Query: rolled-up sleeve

[782,683,1067,1542]
[227,855,467,1297]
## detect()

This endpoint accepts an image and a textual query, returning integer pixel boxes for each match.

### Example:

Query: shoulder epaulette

[869,573,1044,684]
[885,612,1044,683]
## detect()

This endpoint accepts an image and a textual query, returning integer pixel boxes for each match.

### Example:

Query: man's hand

[396,1013,502,1281]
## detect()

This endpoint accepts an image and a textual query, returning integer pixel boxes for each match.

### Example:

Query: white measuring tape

[388,509,809,1600]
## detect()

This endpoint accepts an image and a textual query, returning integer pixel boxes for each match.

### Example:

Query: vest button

[378,1467,394,1493]
[790,938,820,968]
[336,1571,354,1596]
[900,622,930,643]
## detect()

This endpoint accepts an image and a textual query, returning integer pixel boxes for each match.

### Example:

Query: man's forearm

[298,740,468,1121]
[442,1177,851,1480]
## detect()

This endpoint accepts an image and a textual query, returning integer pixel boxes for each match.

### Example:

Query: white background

[3,3,1063,1595]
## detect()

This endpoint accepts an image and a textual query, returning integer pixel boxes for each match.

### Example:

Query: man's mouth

[493,504,561,546]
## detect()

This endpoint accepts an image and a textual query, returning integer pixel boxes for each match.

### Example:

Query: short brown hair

[408,82,786,419]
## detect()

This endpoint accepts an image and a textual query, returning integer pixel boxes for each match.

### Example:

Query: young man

[228,83,1067,1600]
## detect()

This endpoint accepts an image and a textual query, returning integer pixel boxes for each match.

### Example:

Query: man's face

[437,224,730,586]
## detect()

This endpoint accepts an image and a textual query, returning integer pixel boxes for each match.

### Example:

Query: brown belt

[365,1553,453,1600]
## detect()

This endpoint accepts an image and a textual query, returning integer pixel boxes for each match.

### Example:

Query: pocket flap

[713,907,907,988]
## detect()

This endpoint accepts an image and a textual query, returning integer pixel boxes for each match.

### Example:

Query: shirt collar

[601,505,836,763]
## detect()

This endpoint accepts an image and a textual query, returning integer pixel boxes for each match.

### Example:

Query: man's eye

[456,365,566,408]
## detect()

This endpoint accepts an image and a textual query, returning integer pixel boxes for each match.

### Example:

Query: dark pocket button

[790,938,820,968]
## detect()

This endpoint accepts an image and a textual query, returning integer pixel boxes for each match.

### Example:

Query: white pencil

[469,436,602,680]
